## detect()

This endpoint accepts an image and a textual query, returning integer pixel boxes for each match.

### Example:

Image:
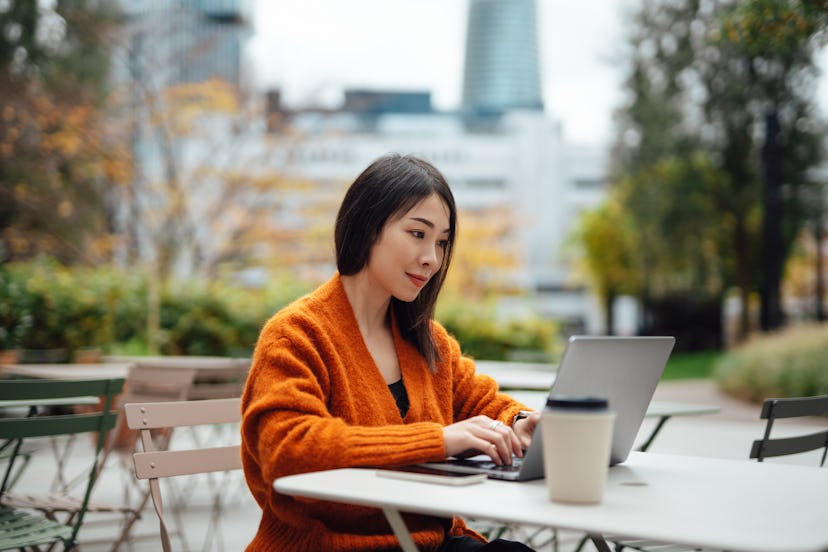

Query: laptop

[418,335,676,481]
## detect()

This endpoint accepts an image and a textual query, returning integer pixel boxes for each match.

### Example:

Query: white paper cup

[541,396,615,504]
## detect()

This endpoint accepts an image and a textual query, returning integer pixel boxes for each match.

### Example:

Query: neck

[340,272,391,336]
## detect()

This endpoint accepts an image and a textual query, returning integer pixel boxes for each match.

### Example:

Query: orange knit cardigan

[241,274,528,551]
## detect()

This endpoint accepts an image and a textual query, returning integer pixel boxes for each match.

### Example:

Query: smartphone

[376,466,487,486]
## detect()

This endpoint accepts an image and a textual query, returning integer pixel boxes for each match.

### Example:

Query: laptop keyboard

[455,456,524,473]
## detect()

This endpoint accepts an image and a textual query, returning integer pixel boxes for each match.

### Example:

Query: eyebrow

[409,217,450,234]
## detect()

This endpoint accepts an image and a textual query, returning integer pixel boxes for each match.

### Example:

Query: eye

[411,230,425,239]
[437,239,448,249]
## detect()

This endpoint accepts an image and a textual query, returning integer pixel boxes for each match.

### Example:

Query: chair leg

[573,535,590,552]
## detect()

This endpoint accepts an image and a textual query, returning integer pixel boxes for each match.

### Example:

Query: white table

[275,451,828,552]
[0,363,134,381]
[102,355,247,370]
[1,358,249,399]
[474,360,556,390]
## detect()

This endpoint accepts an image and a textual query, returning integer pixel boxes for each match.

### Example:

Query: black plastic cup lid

[545,395,608,411]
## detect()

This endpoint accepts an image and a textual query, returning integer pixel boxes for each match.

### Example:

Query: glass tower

[461,0,543,116]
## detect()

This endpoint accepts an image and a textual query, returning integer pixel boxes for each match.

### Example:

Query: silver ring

[489,420,504,431]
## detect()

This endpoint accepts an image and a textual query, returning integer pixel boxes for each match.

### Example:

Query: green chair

[0,378,124,551]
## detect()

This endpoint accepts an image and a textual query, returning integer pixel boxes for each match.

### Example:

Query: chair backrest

[0,378,125,548]
[103,355,249,400]
[121,365,197,405]
[185,358,250,400]
[103,364,197,459]
[749,395,828,466]
[124,397,242,552]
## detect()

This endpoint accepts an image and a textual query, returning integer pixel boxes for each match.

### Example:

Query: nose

[420,243,439,267]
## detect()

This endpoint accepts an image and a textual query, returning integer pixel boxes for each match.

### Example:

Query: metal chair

[100,364,198,550]
[749,394,828,465]
[1,365,197,550]
[185,359,249,401]
[102,356,250,401]
[125,397,242,552]
[0,378,124,551]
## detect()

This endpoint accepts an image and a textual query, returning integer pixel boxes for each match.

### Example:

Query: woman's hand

[442,415,524,465]
[511,411,541,451]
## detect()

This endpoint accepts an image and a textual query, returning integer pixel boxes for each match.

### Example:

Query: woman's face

[364,192,451,302]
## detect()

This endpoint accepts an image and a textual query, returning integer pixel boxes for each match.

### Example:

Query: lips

[406,273,428,288]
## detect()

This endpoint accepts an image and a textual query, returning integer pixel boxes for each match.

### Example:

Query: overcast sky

[247,0,828,146]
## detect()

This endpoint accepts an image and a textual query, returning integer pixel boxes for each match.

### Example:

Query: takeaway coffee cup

[541,395,615,504]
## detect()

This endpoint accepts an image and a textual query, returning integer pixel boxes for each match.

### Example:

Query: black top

[388,379,410,418]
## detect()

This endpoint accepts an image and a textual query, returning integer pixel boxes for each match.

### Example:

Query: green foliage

[0,260,311,357]
[616,155,733,297]
[602,0,827,339]
[663,350,723,380]
[1,259,113,351]
[155,276,306,357]
[713,323,828,401]
[0,264,33,350]
[567,196,641,334]
[569,198,640,298]
[437,297,562,361]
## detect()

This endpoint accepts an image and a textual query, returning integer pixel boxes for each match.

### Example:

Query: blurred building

[113,0,253,89]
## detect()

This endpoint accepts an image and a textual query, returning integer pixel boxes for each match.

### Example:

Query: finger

[468,434,508,465]
[508,427,524,457]
[518,430,532,451]
[486,438,510,465]
[483,425,514,465]
[525,414,542,448]
[481,417,502,431]
[514,414,539,451]
[488,420,523,459]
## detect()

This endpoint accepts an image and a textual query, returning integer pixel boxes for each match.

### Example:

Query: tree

[605,0,826,343]
[568,198,641,335]
[0,0,127,264]
[443,206,524,300]
[713,0,828,330]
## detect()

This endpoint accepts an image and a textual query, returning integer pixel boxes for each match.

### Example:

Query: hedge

[1,260,562,361]
[713,323,828,402]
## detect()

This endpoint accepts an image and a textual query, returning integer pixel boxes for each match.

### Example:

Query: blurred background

[1,0,827,400]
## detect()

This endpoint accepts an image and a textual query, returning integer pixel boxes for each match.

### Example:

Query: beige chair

[103,364,197,550]
[185,358,249,400]
[124,397,242,552]
[102,356,250,401]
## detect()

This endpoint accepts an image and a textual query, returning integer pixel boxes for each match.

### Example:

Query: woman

[241,153,539,551]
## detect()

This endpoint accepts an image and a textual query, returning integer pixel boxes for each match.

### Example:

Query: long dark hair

[335,153,457,372]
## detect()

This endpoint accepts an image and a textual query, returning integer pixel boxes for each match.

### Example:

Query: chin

[394,290,421,303]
